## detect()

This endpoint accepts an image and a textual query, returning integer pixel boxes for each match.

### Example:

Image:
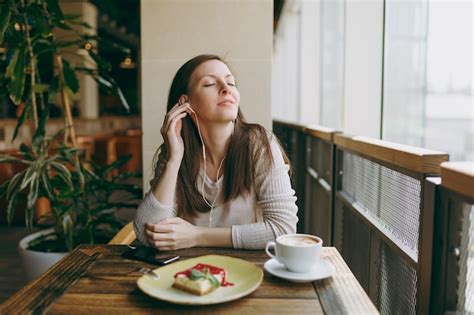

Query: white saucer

[263,258,335,283]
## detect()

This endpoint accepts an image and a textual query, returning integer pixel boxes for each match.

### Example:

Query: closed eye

[203,84,215,87]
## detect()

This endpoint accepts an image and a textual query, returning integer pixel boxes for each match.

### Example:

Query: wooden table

[1,245,378,314]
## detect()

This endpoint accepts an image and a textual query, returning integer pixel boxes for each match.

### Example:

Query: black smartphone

[122,246,180,266]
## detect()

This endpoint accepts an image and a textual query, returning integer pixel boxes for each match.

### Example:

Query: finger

[162,111,185,138]
[162,102,185,131]
[156,246,174,251]
[158,217,181,225]
[167,113,187,137]
[145,223,174,233]
[151,240,175,249]
[164,107,188,133]
[167,112,187,135]
[146,230,175,241]
[167,101,189,118]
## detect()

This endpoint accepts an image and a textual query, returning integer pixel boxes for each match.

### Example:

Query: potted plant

[0,0,142,280]
[4,129,142,280]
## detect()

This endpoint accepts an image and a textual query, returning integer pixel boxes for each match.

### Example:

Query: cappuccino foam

[280,236,319,246]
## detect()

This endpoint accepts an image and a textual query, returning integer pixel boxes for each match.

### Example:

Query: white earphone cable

[186,104,225,227]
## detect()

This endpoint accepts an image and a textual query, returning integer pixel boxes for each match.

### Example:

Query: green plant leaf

[79,22,94,30]
[6,48,27,105]
[34,84,50,93]
[116,85,130,112]
[32,35,54,50]
[73,154,85,190]
[28,4,52,36]
[87,50,111,72]
[95,74,114,89]
[63,14,81,21]
[19,143,34,160]
[0,155,30,165]
[46,0,64,20]
[49,75,60,93]
[25,200,34,230]
[12,104,29,142]
[41,172,54,200]
[26,177,39,213]
[102,155,132,175]
[20,164,38,191]
[0,180,8,196]
[32,103,50,148]
[62,213,74,251]
[3,17,23,50]
[62,59,79,93]
[90,71,130,112]
[6,191,19,225]
[0,0,12,43]
[7,169,27,200]
[50,161,73,189]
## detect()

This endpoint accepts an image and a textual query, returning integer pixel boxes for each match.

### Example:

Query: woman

[134,54,298,250]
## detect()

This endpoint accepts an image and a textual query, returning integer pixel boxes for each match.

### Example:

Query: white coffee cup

[265,234,323,273]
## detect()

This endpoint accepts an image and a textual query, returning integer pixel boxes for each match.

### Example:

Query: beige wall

[140,0,273,191]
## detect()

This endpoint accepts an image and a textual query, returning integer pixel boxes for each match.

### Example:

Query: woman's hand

[145,217,201,250]
[160,100,190,165]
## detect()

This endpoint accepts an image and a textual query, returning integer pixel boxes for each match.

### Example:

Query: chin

[216,108,238,122]
[217,116,237,123]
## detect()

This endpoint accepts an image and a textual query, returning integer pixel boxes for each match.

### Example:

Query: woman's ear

[179,94,189,105]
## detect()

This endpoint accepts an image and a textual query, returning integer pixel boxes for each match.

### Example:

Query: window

[272,1,301,122]
[382,1,473,160]
[320,0,345,130]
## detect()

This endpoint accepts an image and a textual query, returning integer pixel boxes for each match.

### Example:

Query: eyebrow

[198,74,234,81]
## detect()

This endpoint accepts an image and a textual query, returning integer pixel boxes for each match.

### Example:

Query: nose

[219,81,232,95]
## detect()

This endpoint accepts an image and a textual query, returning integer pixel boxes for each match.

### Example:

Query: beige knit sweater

[133,133,298,249]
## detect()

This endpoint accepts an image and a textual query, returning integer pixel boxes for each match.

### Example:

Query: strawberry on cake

[173,263,234,296]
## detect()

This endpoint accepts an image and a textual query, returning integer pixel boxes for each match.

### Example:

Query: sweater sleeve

[133,151,177,245]
[231,134,298,249]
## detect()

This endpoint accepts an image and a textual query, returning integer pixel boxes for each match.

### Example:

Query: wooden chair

[108,221,137,245]
[76,135,95,162]
[114,130,142,173]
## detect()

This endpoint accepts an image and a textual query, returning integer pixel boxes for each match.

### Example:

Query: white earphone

[179,96,225,227]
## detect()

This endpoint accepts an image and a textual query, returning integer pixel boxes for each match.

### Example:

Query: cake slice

[173,263,233,296]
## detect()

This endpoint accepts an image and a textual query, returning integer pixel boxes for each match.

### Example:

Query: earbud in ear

[186,103,196,114]
[179,95,187,105]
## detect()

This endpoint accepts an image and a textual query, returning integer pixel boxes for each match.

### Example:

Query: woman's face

[186,60,240,123]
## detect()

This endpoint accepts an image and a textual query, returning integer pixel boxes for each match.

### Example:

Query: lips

[217,99,235,106]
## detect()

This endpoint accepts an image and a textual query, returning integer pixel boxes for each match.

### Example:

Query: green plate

[137,255,263,305]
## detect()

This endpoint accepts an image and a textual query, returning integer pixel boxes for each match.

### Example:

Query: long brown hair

[153,54,288,218]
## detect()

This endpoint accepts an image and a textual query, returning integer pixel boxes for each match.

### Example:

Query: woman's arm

[133,155,179,245]
[231,134,298,249]
[141,135,297,250]
[134,101,190,244]
[152,160,180,205]
[144,218,232,250]
[197,227,233,247]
